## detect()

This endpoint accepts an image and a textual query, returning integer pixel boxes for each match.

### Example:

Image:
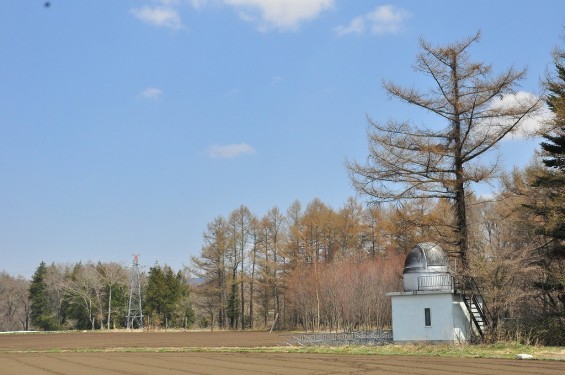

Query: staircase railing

[462,294,486,337]
[467,277,492,326]
[456,276,492,340]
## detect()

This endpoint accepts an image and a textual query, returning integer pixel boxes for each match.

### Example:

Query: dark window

[424,308,431,327]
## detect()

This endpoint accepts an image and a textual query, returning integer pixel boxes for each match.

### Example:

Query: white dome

[403,242,449,273]
[403,243,452,292]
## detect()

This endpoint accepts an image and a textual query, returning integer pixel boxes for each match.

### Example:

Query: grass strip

[1,344,564,361]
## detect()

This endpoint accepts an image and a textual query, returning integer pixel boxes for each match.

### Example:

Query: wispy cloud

[131,6,185,30]
[498,92,551,140]
[476,91,550,141]
[158,0,182,5]
[333,16,365,36]
[190,0,209,9]
[334,5,410,36]
[140,87,163,99]
[224,0,334,32]
[207,143,256,158]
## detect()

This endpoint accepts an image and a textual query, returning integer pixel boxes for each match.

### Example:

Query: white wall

[389,292,471,343]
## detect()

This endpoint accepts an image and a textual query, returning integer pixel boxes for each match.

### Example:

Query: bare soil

[0,330,283,351]
[1,331,564,374]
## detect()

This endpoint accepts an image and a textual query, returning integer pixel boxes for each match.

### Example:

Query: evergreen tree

[522,44,565,345]
[227,283,240,329]
[144,265,183,327]
[531,47,565,257]
[28,262,58,330]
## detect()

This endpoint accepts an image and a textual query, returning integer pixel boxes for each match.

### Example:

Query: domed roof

[403,242,448,274]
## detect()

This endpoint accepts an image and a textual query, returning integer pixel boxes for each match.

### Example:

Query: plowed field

[1,331,564,375]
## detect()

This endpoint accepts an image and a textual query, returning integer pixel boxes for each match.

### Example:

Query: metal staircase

[457,277,491,341]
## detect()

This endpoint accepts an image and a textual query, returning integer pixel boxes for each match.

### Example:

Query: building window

[424,308,431,327]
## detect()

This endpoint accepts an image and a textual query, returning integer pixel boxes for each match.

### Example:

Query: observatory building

[387,243,489,343]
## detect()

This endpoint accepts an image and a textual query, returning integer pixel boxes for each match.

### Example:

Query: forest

[1,33,564,345]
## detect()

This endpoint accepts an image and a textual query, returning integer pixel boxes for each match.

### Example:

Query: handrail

[466,277,493,327]
[471,294,488,328]
[417,274,454,291]
[462,295,485,337]
[454,275,494,339]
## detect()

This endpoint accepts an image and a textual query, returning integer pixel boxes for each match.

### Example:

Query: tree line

[0,261,195,331]
[190,200,408,332]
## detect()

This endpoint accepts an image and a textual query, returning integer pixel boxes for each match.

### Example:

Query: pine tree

[145,265,183,328]
[28,262,58,330]
[227,282,240,329]
[522,44,565,345]
[532,47,565,257]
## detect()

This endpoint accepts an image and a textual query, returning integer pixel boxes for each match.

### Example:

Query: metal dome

[403,242,449,274]
[403,242,452,292]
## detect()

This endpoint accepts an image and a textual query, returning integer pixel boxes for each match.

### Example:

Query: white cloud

[207,143,256,158]
[333,16,365,36]
[367,5,410,35]
[140,87,163,99]
[224,0,334,31]
[480,91,551,140]
[190,0,209,9]
[131,6,185,30]
[334,5,410,36]
[157,0,181,5]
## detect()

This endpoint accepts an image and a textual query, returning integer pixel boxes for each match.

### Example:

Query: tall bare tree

[335,197,364,260]
[96,262,127,329]
[263,207,286,325]
[44,263,71,328]
[192,216,230,329]
[66,263,105,330]
[228,205,253,330]
[248,217,260,329]
[348,32,542,268]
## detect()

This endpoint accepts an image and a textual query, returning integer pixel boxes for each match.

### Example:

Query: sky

[1,1,564,278]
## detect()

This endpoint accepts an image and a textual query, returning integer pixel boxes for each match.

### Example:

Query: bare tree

[248,217,260,329]
[44,263,72,328]
[262,207,286,327]
[228,205,253,330]
[348,32,542,268]
[0,272,29,331]
[96,262,127,329]
[192,216,230,329]
[66,263,105,330]
[335,197,364,260]
[192,283,220,332]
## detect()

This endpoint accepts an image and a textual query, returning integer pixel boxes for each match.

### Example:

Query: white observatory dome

[403,242,452,292]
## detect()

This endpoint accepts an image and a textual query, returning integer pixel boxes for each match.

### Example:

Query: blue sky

[1,1,564,278]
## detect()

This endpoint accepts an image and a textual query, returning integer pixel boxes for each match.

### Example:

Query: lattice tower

[126,254,143,329]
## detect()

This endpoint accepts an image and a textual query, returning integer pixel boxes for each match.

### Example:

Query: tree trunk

[451,51,469,270]
[240,260,245,330]
[107,285,112,330]
[455,180,468,269]
[249,244,256,329]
